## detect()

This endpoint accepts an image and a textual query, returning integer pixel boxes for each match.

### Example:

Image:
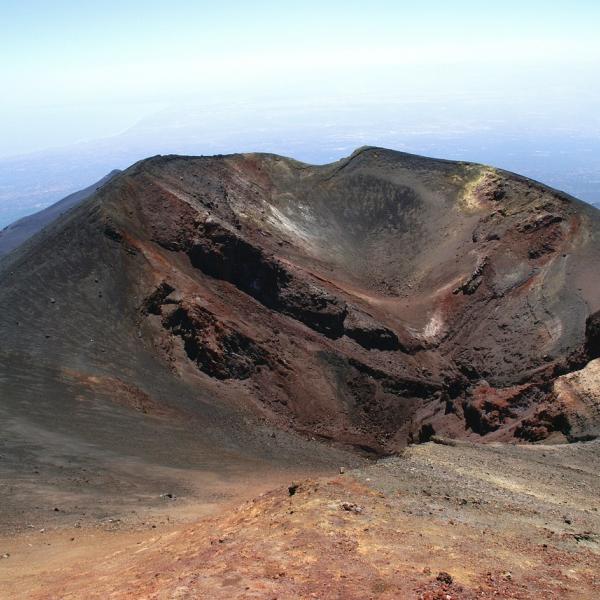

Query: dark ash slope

[0,170,120,257]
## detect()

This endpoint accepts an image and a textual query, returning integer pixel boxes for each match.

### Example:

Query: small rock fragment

[341,502,363,514]
[436,571,453,584]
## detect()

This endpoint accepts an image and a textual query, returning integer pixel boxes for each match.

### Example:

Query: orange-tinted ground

[3,439,599,599]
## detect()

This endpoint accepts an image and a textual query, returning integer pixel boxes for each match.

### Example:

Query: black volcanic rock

[343,308,401,351]
[586,311,600,359]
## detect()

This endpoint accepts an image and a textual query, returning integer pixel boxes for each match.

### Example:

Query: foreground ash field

[1,147,599,598]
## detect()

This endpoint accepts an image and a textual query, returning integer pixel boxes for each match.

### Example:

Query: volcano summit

[2,147,600,457]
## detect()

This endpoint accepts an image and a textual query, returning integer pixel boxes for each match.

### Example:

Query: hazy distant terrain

[2,99,599,227]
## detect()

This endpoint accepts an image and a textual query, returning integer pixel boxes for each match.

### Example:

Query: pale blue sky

[2,1,599,156]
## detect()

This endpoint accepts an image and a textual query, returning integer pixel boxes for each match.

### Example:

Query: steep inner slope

[1,146,600,466]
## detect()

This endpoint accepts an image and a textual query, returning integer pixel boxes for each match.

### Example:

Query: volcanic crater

[2,147,600,458]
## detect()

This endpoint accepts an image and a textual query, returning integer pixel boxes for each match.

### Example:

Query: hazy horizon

[1,1,599,226]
